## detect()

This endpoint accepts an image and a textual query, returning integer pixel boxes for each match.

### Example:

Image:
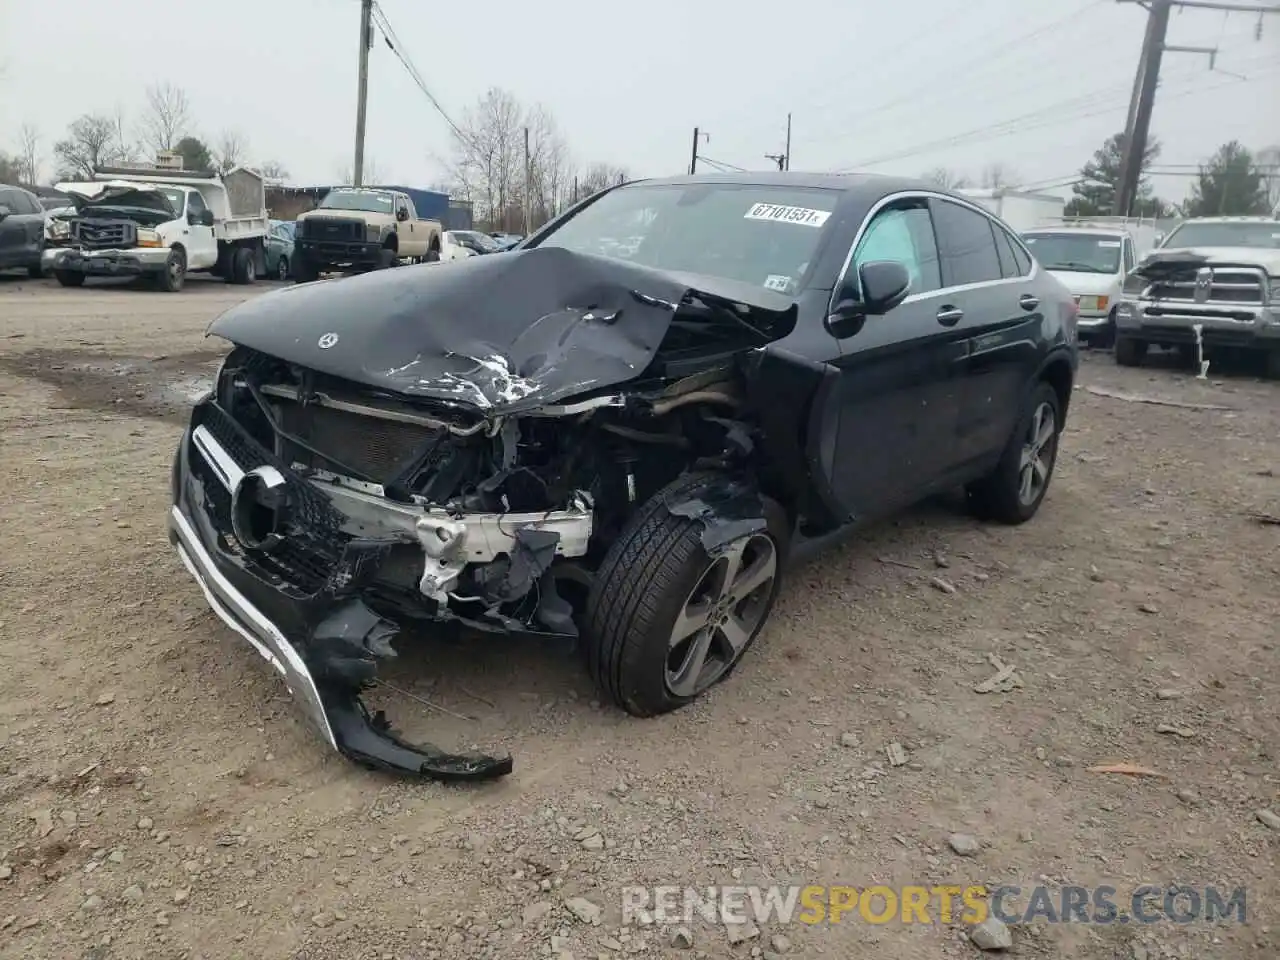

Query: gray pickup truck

[1114,216,1280,377]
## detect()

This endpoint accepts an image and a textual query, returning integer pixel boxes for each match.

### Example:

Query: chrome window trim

[828,190,1039,316]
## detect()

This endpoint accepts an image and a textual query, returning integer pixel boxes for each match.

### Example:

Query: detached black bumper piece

[296,238,381,264]
[169,401,513,781]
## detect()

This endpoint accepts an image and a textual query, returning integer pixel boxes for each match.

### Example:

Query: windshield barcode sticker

[744,203,830,227]
[764,275,792,291]
[1097,240,1121,248]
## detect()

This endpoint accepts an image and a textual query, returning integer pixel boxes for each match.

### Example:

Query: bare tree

[141,82,192,154]
[523,105,573,228]
[259,160,290,181]
[447,88,526,231]
[576,162,630,199]
[980,163,1019,189]
[110,108,140,164]
[216,129,247,172]
[335,157,386,185]
[922,167,971,190]
[1259,145,1280,213]
[17,123,39,184]
[54,114,127,179]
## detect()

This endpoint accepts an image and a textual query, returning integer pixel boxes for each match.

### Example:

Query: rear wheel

[966,381,1061,525]
[1114,336,1147,367]
[584,474,787,716]
[229,247,256,284]
[156,248,186,292]
[55,269,85,288]
[1264,350,1280,380]
[28,262,45,280]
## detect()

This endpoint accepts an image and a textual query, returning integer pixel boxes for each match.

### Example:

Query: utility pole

[689,127,709,175]
[766,114,794,171]
[1115,0,1170,216]
[353,0,373,186]
[523,126,531,235]
[1114,0,1280,216]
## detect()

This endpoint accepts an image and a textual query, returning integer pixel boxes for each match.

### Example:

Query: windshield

[454,230,499,250]
[1021,233,1122,274]
[1161,221,1280,249]
[158,187,183,214]
[40,196,70,211]
[534,182,840,292]
[319,190,395,214]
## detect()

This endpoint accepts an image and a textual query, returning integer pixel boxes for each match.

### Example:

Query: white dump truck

[44,165,269,292]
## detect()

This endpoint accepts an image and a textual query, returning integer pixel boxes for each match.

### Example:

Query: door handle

[1019,294,1040,310]
[936,305,963,326]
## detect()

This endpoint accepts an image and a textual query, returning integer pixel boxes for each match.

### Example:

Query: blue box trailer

[372,185,451,225]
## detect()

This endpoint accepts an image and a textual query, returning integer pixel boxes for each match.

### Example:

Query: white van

[1020,227,1139,346]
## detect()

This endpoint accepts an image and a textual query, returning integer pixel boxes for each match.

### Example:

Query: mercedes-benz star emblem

[318,332,339,349]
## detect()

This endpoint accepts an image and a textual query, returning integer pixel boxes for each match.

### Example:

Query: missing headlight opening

[170,246,802,780]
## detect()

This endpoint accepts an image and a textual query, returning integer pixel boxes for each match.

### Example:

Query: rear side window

[17,191,40,215]
[853,203,941,296]
[989,222,1029,279]
[931,199,1003,287]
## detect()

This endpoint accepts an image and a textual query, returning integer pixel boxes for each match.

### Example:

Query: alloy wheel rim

[1018,401,1056,506]
[665,534,777,698]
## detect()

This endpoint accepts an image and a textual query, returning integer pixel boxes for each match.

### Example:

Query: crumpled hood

[1139,246,1280,277]
[208,246,797,413]
[54,180,176,216]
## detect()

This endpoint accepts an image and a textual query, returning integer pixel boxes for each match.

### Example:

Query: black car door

[0,188,37,267]
[818,196,968,523]
[929,197,1040,471]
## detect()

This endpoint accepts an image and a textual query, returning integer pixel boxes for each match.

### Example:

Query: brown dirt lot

[0,273,1277,960]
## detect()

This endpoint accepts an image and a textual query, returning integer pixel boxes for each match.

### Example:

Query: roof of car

[628,171,946,197]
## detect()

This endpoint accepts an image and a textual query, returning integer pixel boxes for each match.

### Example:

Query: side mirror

[824,260,912,339]
[201,209,215,227]
[859,260,912,313]
[396,208,409,222]
[0,204,10,220]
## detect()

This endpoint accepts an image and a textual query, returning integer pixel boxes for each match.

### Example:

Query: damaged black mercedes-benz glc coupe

[169,173,1079,779]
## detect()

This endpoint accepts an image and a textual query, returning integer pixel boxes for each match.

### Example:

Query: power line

[369,1,470,146]
[800,0,1108,146]
[832,55,1276,172]
[697,155,747,172]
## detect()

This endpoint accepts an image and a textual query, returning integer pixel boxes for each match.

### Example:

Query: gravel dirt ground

[1,274,1278,960]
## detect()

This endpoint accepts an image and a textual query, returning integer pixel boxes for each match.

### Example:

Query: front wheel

[276,256,289,281]
[28,262,45,280]
[1115,336,1147,367]
[292,256,320,283]
[966,381,1061,525]
[377,247,397,270]
[55,269,85,288]
[156,248,186,292]
[584,475,786,716]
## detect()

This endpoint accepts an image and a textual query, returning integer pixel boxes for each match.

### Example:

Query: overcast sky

[2,0,1277,203]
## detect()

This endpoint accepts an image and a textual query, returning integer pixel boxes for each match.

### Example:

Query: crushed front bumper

[43,246,169,276]
[1116,301,1280,349]
[169,401,514,781]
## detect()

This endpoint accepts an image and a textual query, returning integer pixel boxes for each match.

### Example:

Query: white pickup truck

[44,166,269,292]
